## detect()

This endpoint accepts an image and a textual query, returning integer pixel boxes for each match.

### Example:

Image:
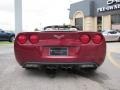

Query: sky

[0,0,82,31]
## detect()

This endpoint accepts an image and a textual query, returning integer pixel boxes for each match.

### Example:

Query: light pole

[15,0,23,35]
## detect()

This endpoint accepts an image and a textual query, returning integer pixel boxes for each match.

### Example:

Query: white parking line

[107,48,120,69]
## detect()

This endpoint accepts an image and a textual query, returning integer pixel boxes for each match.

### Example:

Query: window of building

[75,18,83,30]
[97,17,102,32]
[111,15,120,24]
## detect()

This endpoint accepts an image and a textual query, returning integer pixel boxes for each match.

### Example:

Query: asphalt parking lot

[0,43,120,90]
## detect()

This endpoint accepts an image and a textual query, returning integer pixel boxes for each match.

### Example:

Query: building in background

[69,0,120,31]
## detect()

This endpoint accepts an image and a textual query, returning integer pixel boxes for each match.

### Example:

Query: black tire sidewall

[9,36,15,42]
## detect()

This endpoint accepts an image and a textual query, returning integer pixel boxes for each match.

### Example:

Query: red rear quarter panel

[14,32,106,66]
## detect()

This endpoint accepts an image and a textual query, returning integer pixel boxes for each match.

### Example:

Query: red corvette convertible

[14,25,106,72]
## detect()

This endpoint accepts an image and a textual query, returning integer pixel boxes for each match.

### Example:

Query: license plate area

[50,47,68,56]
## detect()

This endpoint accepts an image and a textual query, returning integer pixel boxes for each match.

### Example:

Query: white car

[102,30,120,42]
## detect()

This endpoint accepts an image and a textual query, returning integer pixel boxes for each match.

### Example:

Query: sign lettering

[97,0,120,12]
[107,0,120,5]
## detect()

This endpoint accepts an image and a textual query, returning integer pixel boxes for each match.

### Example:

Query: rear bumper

[14,38,106,68]
[23,62,99,69]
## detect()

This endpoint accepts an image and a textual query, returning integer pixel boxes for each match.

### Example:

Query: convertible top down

[14,25,106,72]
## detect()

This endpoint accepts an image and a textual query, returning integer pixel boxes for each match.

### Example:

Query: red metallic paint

[14,31,106,67]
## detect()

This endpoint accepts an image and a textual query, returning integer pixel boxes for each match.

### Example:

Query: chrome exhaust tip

[46,66,57,71]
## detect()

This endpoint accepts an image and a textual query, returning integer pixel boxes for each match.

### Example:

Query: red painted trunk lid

[38,32,80,40]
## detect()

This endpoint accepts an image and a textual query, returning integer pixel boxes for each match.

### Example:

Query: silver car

[102,30,120,41]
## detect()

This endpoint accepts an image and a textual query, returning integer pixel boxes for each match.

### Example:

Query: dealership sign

[107,0,120,5]
[97,0,120,12]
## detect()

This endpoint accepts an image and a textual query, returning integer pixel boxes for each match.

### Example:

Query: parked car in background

[0,29,15,42]
[102,30,120,42]
[14,25,106,73]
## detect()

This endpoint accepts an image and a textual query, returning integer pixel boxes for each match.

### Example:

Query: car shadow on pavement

[23,68,78,79]
[76,69,110,84]
[23,68,109,83]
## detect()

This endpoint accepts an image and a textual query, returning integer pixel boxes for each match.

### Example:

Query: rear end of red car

[14,31,106,71]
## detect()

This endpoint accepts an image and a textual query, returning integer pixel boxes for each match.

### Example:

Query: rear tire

[81,68,97,72]
[9,36,15,42]
[76,67,97,74]
[25,67,34,70]
[119,37,120,42]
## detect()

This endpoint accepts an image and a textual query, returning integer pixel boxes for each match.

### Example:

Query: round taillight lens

[80,34,90,44]
[29,35,39,44]
[18,35,27,44]
[92,35,102,44]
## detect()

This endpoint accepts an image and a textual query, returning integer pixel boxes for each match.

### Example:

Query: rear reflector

[29,35,39,44]
[80,35,90,44]
[92,35,102,44]
[18,35,27,44]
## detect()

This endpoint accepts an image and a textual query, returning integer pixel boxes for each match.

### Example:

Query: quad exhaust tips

[23,63,98,71]
[61,66,73,71]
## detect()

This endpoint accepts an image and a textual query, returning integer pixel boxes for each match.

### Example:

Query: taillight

[80,34,90,44]
[29,35,39,44]
[92,34,102,44]
[18,35,27,44]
